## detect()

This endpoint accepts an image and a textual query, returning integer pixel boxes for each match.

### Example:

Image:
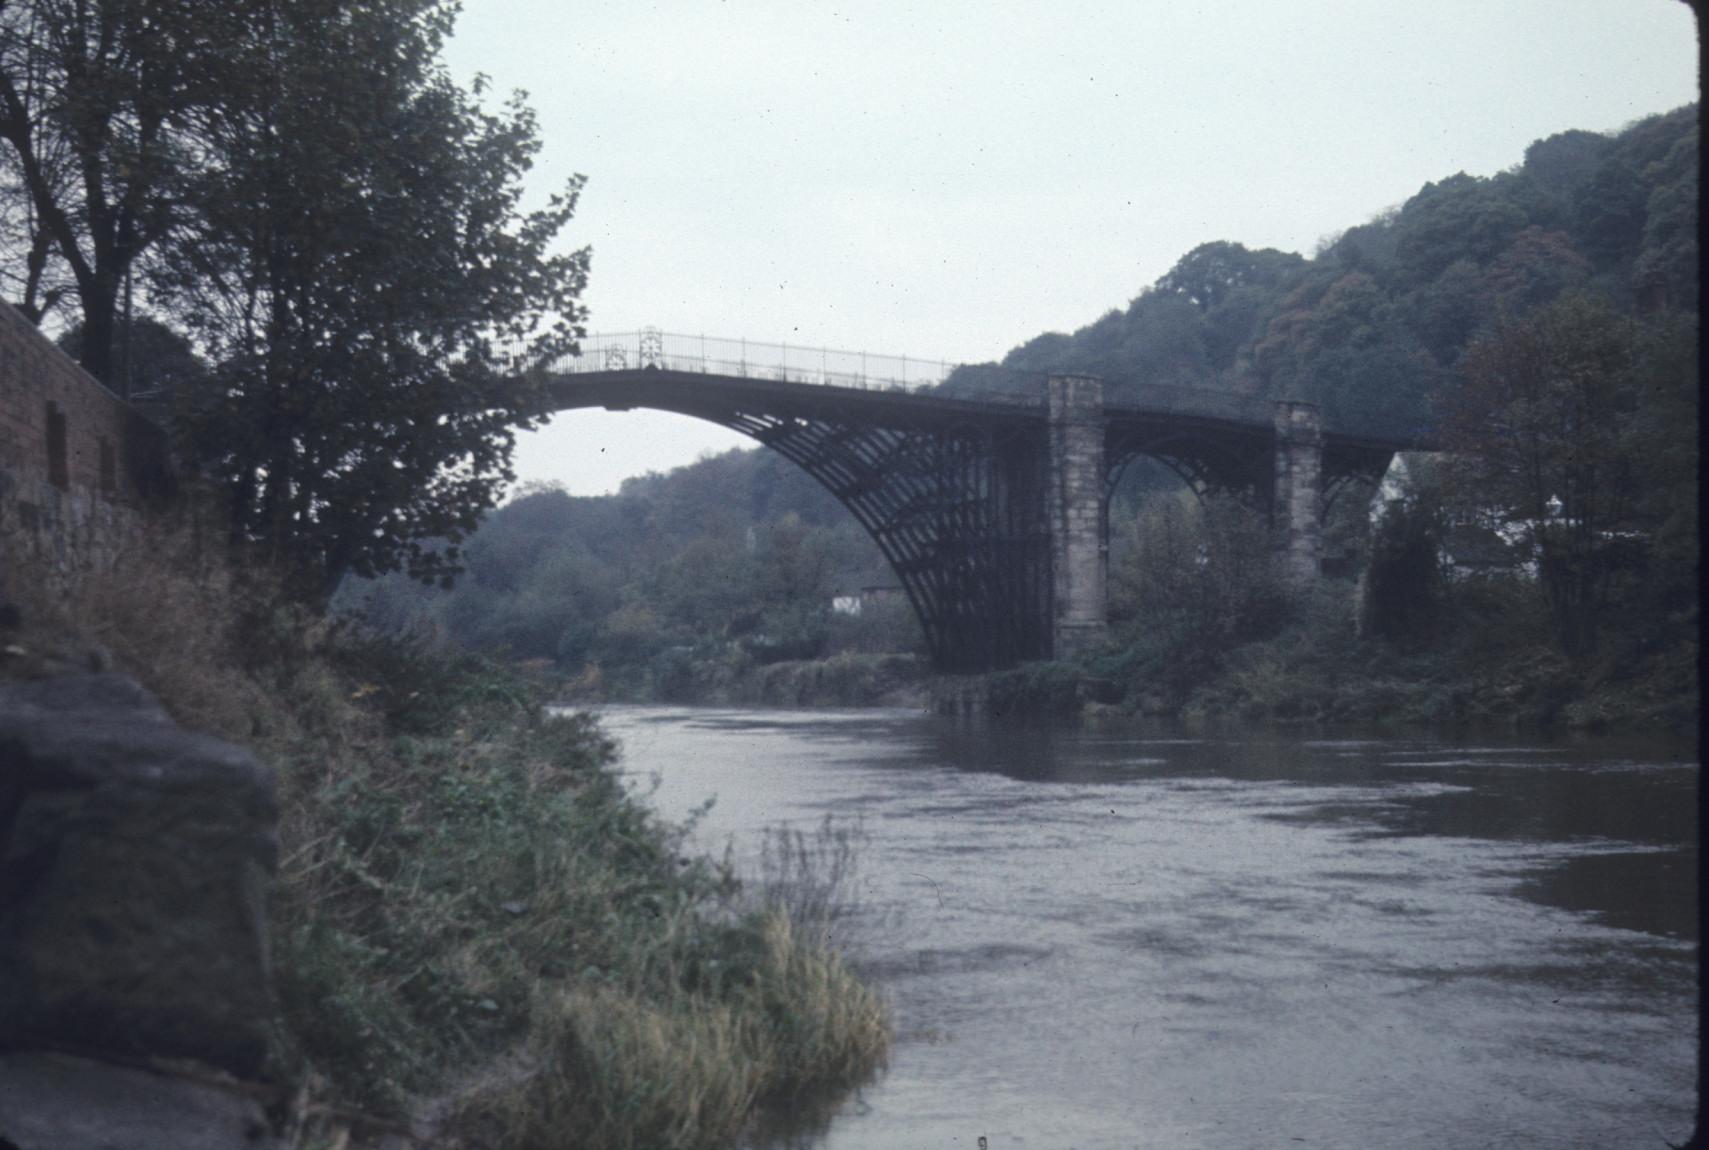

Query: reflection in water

[589,707,1698,1149]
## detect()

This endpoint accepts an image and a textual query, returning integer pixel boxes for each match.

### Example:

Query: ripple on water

[594,707,1697,1150]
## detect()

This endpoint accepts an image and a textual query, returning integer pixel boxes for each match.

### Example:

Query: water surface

[591,707,1698,1149]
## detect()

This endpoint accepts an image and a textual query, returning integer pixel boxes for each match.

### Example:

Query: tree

[1439,294,1643,656]
[0,0,254,377]
[1359,486,1446,643]
[1392,173,1530,286]
[1521,129,1613,200]
[1110,489,1281,645]
[1631,132,1698,311]
[147,1,589,600]
[1254,270,1442,437]
[57,313,213,433]
[1407,258,1485,364]
[1571,159,1648,266]
[1154,241,1304,313]
[1480,227,1593,314]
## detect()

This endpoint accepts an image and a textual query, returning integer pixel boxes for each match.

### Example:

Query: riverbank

[1134,584,1695,733]
[925,585,1698,733]
[561,649,932,710]
[566,595,1696,735]
[3,535,890,1149]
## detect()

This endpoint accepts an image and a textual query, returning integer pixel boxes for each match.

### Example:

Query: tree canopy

[1,0,590,598]
[1439,295,1696,657]
[942,104,1696,442]
[0,0,256,376]
[379,104,1697,688]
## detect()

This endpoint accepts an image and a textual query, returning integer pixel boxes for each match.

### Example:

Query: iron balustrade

[543,327,1432,443]
[547,329,963,395]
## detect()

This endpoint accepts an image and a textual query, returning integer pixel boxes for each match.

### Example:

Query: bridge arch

[546,368,1054,671]
[541,339,1421,671]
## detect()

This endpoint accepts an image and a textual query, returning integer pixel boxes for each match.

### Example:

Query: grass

[2,511,890,1149]
[469,908,888,1150]
[1157,579,1694,731]
[755,815,866,939]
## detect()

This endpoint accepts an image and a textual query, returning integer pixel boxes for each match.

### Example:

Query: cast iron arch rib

[1104,426,1275,506]
[545,366,1428,671]
[548,373,1053,670]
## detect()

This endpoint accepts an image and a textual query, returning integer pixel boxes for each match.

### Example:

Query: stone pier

[1047,374,1108,660]
[1272,400,1324,584]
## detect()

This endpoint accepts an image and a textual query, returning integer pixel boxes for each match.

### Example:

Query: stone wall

[0,302,172,582]
[1272,400,1324,585]
[1046,374,1108,660]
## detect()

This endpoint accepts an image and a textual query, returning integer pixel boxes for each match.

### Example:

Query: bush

[475,908,887,1150]
[2,515,890,1145]
[1111,491,1285,645]
[983,660,1083,716]
[1360,492,1447,642]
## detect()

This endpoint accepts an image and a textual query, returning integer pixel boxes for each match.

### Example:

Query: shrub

[1361,491,1447,642]
[983,660,1083,716]
[3,513,889,1144]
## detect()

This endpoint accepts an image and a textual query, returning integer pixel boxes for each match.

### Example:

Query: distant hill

[346,104,1697,690]
[944,105,1695,442]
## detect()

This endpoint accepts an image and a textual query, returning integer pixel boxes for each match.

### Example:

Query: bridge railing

[548,330,968,395]
[948,362,1278,426]
[543,329,1426,440]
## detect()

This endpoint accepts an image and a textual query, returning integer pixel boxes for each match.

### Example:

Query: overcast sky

[442,0,1699,497]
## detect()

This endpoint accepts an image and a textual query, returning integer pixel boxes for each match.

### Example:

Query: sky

[440,0,1700,497]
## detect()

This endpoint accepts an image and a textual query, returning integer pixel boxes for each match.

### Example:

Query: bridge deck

[544,366,1426,453]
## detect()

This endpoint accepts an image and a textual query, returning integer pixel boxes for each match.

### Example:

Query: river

[590,705,1699,1149]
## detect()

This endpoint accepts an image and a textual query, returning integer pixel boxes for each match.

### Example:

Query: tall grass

[499,988,766,1150]
[756,815,866,940]
[474,908,888,1150]
[2,514,890,1148]
[456,814,889,1150]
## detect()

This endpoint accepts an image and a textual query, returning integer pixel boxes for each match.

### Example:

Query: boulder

[0,673,278,1077]
[0,1051,278,1150]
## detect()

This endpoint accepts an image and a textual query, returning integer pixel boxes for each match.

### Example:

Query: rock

[0,1051,278,1150]
[0,672,278,1077]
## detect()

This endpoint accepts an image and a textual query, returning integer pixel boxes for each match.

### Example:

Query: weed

[2,510,890,1146]
[755,815,867,941]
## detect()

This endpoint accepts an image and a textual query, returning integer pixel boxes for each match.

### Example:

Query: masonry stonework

[0,302,170,583]
[1046,374,1108,660]
[1272,400,1324,585]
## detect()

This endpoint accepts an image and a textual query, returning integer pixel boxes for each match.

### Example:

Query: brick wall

[0,301,173,579]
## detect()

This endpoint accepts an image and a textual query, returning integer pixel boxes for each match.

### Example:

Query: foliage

[57,315,214,433]
[475,906,887,1150]
[756,815,867,941]
[2,1,589,602]
[0,0,254,373]
[1109,490,1284,646]
[154,2,587,600]
[2,520,889,1143]
[1359,487,1447,643]
[1439,294,1644,656]
[981,660,1084,717]
[1154,240,1307,313]
[344,456,919,698]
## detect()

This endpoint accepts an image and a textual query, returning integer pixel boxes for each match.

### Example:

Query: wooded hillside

[349,105,1697,720]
